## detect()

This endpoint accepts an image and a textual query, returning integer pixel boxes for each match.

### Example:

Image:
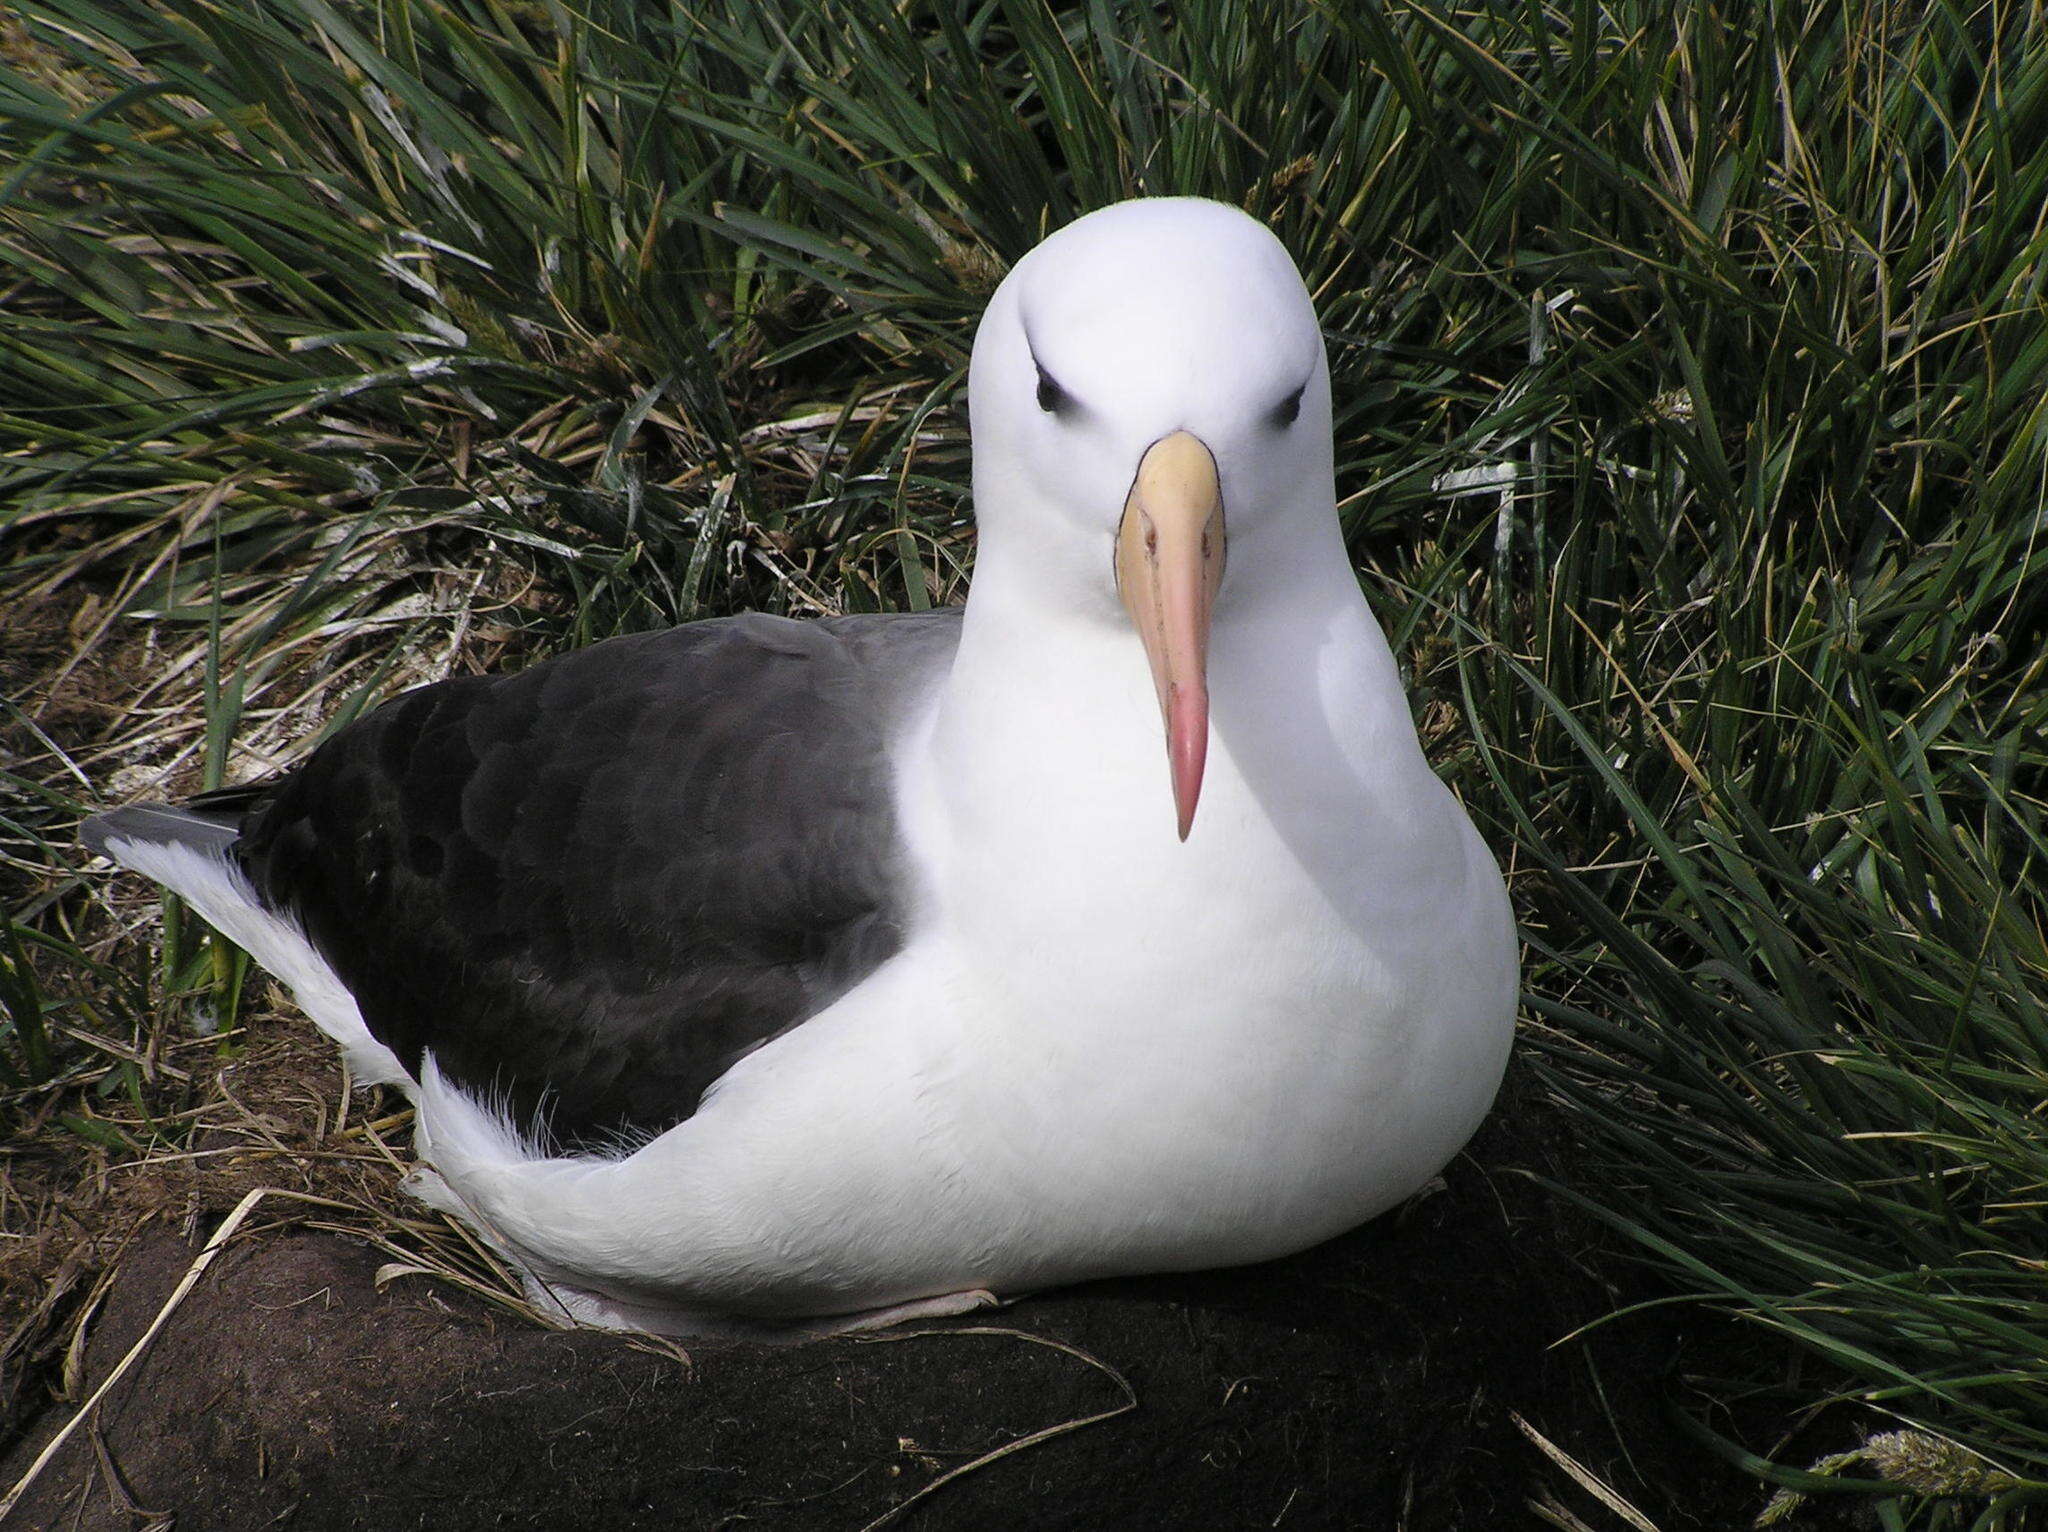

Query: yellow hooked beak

[1114,431,1226,841]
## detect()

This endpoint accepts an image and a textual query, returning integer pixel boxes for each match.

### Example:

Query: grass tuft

[4,2,2045,1522]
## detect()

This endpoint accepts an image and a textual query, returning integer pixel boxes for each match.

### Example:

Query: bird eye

[1269,380,1308,429]
[1035,360,1075,417]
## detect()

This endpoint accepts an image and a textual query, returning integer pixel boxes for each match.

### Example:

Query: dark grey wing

[81,800,243,857]
[229,608,961,1152]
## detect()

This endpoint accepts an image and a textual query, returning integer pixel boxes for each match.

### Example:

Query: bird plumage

[85,197,1517,1336]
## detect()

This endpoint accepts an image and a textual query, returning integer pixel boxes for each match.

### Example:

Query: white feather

[95,833,409,1089]
[93,199,1518,1337]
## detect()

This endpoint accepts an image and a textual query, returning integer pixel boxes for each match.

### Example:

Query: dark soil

[1,1080,1772,1532]
[2,584,1782,1529]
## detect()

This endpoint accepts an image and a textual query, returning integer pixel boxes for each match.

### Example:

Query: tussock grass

[4,2,2045,1523]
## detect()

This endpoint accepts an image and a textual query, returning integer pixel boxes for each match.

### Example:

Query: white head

[966,197,1341,837]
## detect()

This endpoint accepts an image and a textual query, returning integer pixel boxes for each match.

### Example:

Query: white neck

[902,502,1452,953]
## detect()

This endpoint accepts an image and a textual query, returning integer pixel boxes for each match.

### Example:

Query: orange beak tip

[1115,431,1225,847]
[1168,691,1207,842]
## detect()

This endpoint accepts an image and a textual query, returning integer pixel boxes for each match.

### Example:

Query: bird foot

[803,1288,1002,1337]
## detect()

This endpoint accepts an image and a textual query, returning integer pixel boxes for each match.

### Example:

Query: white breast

[860,585,1518,1288]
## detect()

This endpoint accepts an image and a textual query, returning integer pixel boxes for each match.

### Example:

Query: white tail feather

[96,834,409,1088]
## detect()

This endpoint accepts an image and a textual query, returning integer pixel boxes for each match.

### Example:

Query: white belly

[418,598,1517,1323]
[779,642,1525,1293]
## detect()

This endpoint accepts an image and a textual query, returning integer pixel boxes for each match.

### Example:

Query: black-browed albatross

[85,197,1518,1337]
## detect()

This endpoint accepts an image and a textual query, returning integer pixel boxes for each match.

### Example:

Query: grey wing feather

[87,608,963,1152]
[81,802,241,858]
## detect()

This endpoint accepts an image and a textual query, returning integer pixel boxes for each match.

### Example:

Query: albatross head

[967,197,1335,840]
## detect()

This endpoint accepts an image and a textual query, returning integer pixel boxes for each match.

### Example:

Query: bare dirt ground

[1,573,1802,1532]
[1,1043,1777,1532]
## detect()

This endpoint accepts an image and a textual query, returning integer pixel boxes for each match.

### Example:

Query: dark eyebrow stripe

[1269,375,1309,428]
[1036,361,1076,416]
[1021,322,1085,419]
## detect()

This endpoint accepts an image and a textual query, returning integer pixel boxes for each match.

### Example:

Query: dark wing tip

[82,802,244,859]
